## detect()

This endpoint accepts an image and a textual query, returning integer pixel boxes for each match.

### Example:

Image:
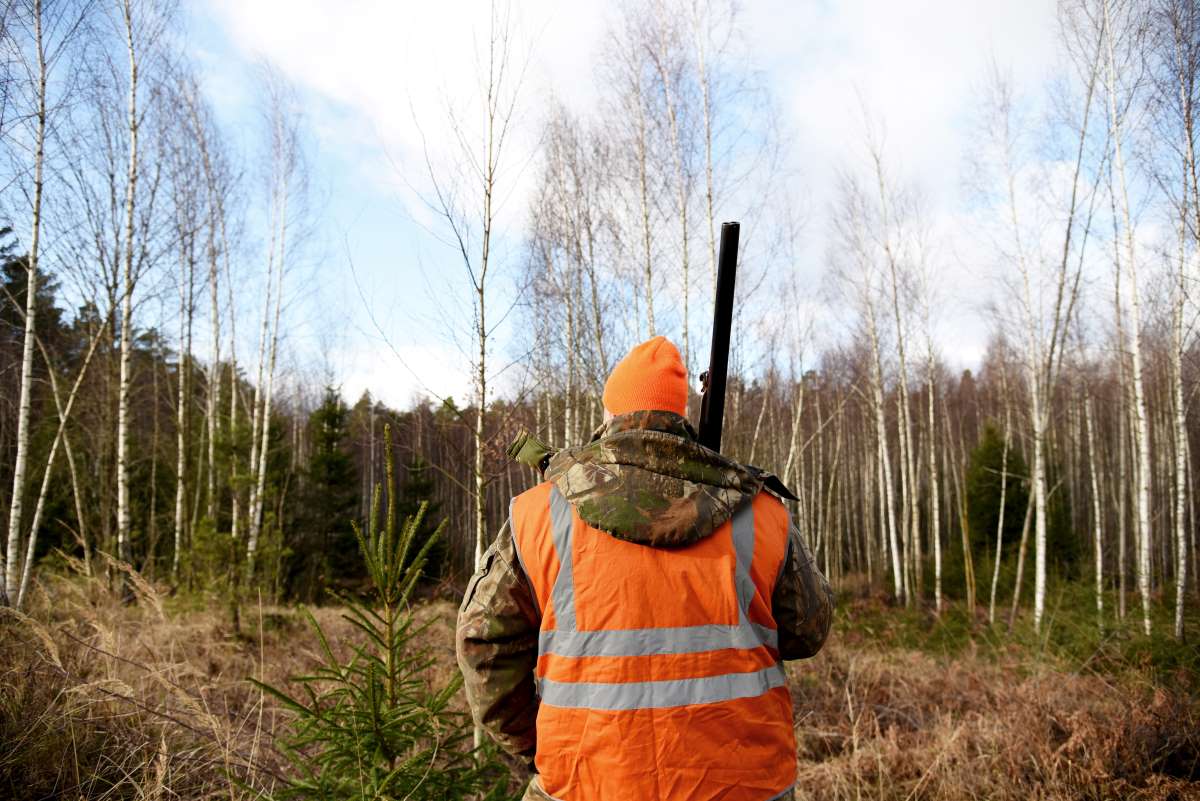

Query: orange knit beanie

[602,336,688,417]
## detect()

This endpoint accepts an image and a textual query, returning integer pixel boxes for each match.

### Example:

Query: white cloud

[198,0,605,209]
[193,0,1073,391]
[339,339,474,409]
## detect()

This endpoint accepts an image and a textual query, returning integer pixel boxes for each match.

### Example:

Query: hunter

[456,336,834,801]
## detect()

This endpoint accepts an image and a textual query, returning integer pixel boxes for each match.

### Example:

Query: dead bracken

[2,568,1196,801]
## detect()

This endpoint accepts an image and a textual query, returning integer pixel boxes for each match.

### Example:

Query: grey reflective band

[540,620,777,657]
[541,487,782,710]
[733,498,757,613]
[548,487,577,630]
[538,663,785,711]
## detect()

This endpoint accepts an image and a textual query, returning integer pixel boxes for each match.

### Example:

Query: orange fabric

[510,485,797,801]
[535,689,795,801]
[511,483,561,629]
[572,516,740,629]
[602,336,688,416]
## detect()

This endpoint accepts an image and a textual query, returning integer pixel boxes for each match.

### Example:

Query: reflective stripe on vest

[536,485,783,711]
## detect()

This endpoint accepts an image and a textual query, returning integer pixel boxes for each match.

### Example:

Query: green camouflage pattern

[776,522,835,661]
[545,410,766,546]
[507,430,554,474]
[455,520,540,762]
[455,409,833,792]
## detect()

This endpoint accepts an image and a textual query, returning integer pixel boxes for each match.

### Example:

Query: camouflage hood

[545,410,773,547]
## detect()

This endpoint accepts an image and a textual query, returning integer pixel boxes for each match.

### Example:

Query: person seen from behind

[456,335,834,800]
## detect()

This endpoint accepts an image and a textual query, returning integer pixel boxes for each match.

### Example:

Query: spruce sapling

[254,424,512,800]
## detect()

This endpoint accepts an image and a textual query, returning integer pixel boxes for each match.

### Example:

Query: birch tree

[1150,0,1197,641]
[974,53,1097,631]
[1099,0,1155,635]
[166,77,202,579]
[418,2,526,576]
[647,2,695,372]
[113,0,172,572]
[2,0,49,606]
[833,173,904,602]
[2,0,93,604]
[246,72,302,578]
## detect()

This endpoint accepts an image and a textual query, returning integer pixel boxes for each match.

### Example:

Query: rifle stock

[697,222,740,453]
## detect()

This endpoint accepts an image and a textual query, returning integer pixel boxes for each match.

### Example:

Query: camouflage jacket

[455,410,834,767]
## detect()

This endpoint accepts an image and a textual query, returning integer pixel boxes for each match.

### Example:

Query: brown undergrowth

[1,564,1197,800]
[790,590,1200,800]
[790,636,1199,800]
[0,561,461,800]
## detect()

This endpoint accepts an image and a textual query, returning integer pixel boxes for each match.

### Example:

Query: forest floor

[2,568,1198,801]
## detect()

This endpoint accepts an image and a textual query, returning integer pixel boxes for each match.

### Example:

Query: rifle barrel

[697,221,739,452]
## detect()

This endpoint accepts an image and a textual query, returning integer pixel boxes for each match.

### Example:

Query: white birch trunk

[16,328,105,607]
[205,230,220,523]
[116,0,142,569]
[172,244,194,580]
[876,163,919,604]
[3,0,47,606]
[1104,0,1153,635]
[691,4,717,297]
[1171,231,1189,641]
[867,304,903,601]
[1086,395,1105,627]
[989,378,1012,625]
[1171,52,1195,639]
[928,358,942,613]
[650,17,691,372]
[636,87,656,337]
[247,186,288,574]
[1030,365,1049,630]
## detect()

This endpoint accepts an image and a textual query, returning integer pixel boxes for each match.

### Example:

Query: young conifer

[255,424,512,800]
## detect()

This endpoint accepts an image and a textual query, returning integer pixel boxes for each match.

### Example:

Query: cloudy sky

[183,0,1063,408]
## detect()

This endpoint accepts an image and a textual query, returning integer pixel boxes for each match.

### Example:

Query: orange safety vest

[509,481,797,801]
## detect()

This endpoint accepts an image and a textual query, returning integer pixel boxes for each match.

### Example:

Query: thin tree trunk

[691,4,717,297]
[1104,0,1153,635]
[227,233,241,543]
[989,372,1012,625]
[928,352,943,615]
[650,18,691,372]
[636,91,656,337]
[1086,395,1105,629]
[4,0,47,606]
[1118,393,1129,620]
[1171,51,1193,639]
[206,232,220,523]
[16,328,105,607]
[173,244,194,579]
[868,304,903,601]
[247,184,288,576]
[876,165,920,605]
[1009,489,1035,628]
[116,0,142,572]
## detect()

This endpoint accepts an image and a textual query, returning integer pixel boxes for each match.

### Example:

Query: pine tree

[255,424,512,800]
[289,387,358,600]
[397,454,446,582]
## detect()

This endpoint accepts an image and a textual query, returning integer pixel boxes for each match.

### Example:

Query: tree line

[507,0,1198,640]
[1,0,1197,643]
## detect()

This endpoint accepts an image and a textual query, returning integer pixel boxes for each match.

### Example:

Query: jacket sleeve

[771,524,834,660]
[455,519,541,760]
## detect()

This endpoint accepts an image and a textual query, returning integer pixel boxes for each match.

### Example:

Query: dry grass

[1,565,1197,800]
[0,563,464,800]
[790,635,1199,800]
